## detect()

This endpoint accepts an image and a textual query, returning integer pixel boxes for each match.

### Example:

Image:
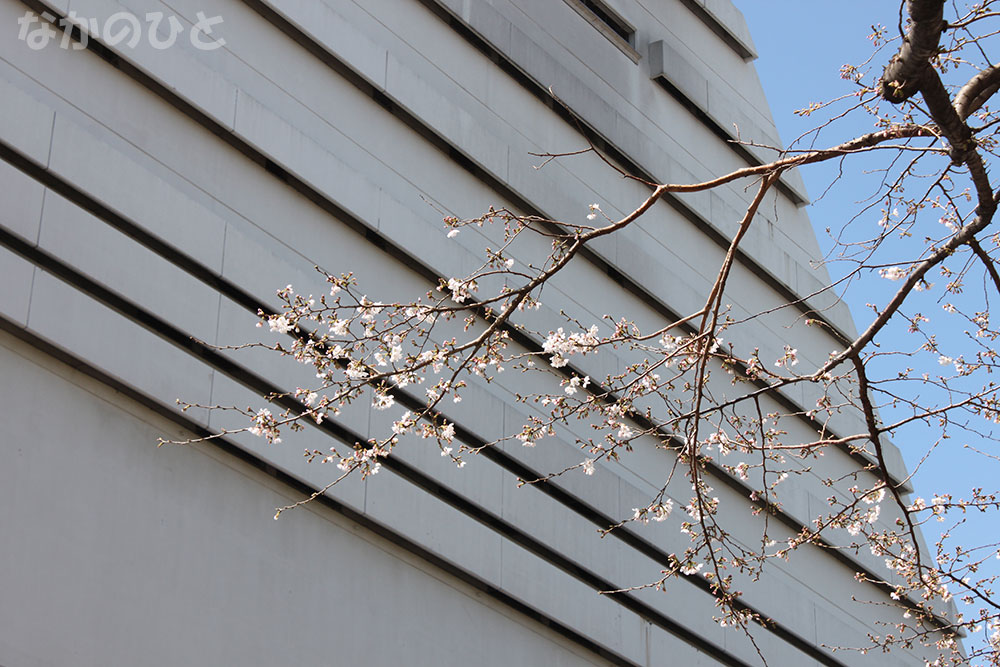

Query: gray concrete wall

[0,0,931,665]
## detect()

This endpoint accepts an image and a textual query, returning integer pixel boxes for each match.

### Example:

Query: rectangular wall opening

[564,0,639,61]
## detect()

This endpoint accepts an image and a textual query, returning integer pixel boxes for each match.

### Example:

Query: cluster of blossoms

[845,504,882,537]
[333,442,390,478]
[238,267,492,464]
[267,314,295,334]
[679,561,704,576]
[513,416,551,449]
[682,495,720,526]
[248,408,281,443]
[258,285,309,334]
[729,461,750,481]
[632,499,675,523]
[773,346,799,369]
[390,411,462,462]
[704,430,733,456]
[293,388,332,424]
[658,333,723,372]
[372,391,395,410]
[879,266,908,281]
[443,277,477,304]
[542,326,601,367]
[563,374,591,395]
[908,495,951,522]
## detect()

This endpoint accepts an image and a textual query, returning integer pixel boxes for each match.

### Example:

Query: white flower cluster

[248,408,281,443]
[845,505,880,536]
[336,444,389,477]
[636,373,659,393]
[258,285,323,336]
[344,360,369,380]
[939,216,959,232]
[392,411,416,435]
[660,334,684,354]
[659,334,719,370]
[372,391,395,410]
[705,430,731,456]
[881,543,916,576]
[879,266,907,281]
[632,499,674,523]
[294,388,330,425]
[445,277,476,304]
[373,344,404,367]
[908,495,949,521]
[391,412,457,449]
[542,326,600,368]
[679,562,704,576]
[268,314,294,334]
[863,487,886,505]
[404,305,436,324]
[356,296,384,323]
[564,375,591,395]
[774,346,799,368]
[515,421,546,448]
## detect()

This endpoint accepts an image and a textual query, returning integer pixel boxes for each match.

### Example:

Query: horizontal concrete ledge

[562,0,641,63]
[679,0,757,60]
[647,39,809,205]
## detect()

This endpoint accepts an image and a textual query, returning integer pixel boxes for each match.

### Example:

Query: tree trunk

[880,0,946,102]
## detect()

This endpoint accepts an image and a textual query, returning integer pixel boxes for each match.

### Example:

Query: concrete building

[0,0,936,665]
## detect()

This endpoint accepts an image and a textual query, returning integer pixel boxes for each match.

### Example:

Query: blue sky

[739,2,998,657]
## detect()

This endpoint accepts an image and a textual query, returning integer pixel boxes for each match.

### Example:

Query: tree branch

[955,63,1000,120]
[969,237,1000,295]
[880,0,947,103]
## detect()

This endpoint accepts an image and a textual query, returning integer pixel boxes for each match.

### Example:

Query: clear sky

[739,2,997,658]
